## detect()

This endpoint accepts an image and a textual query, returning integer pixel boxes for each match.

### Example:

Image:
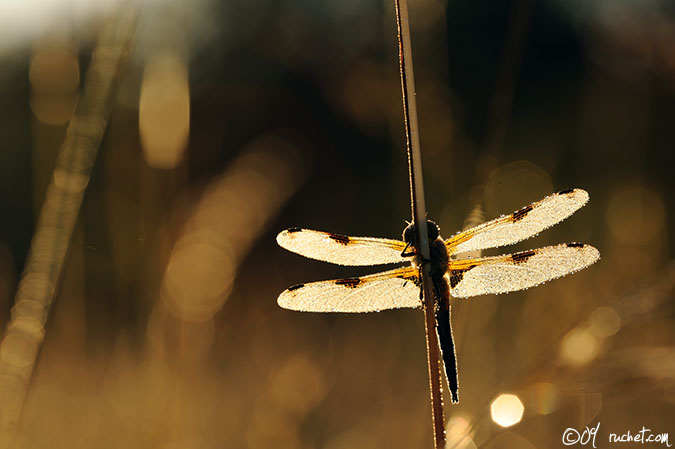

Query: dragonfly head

[403,220,440,245]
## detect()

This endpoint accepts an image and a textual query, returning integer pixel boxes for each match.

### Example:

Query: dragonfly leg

[400,240,417,258]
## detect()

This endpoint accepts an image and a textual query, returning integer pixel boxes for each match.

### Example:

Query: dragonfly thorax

[402,220,449,280]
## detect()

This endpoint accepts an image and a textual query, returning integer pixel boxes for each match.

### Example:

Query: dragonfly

[276,188,600,404]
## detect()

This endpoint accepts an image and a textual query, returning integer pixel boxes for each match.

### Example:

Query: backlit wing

[448,243,600,298]
[278,267,420,312]
[445,189,589,255]
[277,228,408,266]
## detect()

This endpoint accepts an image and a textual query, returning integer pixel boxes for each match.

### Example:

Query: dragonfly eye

[402,223,416,244]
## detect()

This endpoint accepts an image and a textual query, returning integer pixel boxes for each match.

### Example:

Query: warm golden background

[0,0,673,448]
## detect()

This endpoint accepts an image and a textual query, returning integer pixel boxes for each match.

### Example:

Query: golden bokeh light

[29,44,79,125]
[490,394,524,428]
[29,95,79,126]
[588,306,621,338]
[160,133,305,322]
[29,47,80,93]
[559,325,601,366]
[529,382,561,415]
[139,52,190,169]
[445,416,477,449]
[162,233,236,322]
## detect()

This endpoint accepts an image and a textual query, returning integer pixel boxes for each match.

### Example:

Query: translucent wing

[445,189,589,255]
[448,243,600,298]
[277,228,408,266]
[278,267,420,312]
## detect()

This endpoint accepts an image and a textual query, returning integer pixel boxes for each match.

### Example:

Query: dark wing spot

[398,273,421,287]
[287,227,302,233]
[566,242,585,248]
[335,277,362,288]
[511,250,535,264]
[328,233,350,245]
[287,283,304,291]
[558,188,574,195]
[448,270,465,289]
[448,265,476,289]
[512,205,533,222]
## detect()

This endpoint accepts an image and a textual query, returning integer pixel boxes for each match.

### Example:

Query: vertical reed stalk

[394,0,446,447]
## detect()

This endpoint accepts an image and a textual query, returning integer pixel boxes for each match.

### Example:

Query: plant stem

[394,0,446,447]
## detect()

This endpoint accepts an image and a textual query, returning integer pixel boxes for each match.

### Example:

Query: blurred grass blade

[0,4,136,444]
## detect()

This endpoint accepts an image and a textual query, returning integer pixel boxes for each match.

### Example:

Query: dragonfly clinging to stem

[277,188,600,403]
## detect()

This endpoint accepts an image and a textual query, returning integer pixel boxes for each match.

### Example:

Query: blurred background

[0,0,673,447]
